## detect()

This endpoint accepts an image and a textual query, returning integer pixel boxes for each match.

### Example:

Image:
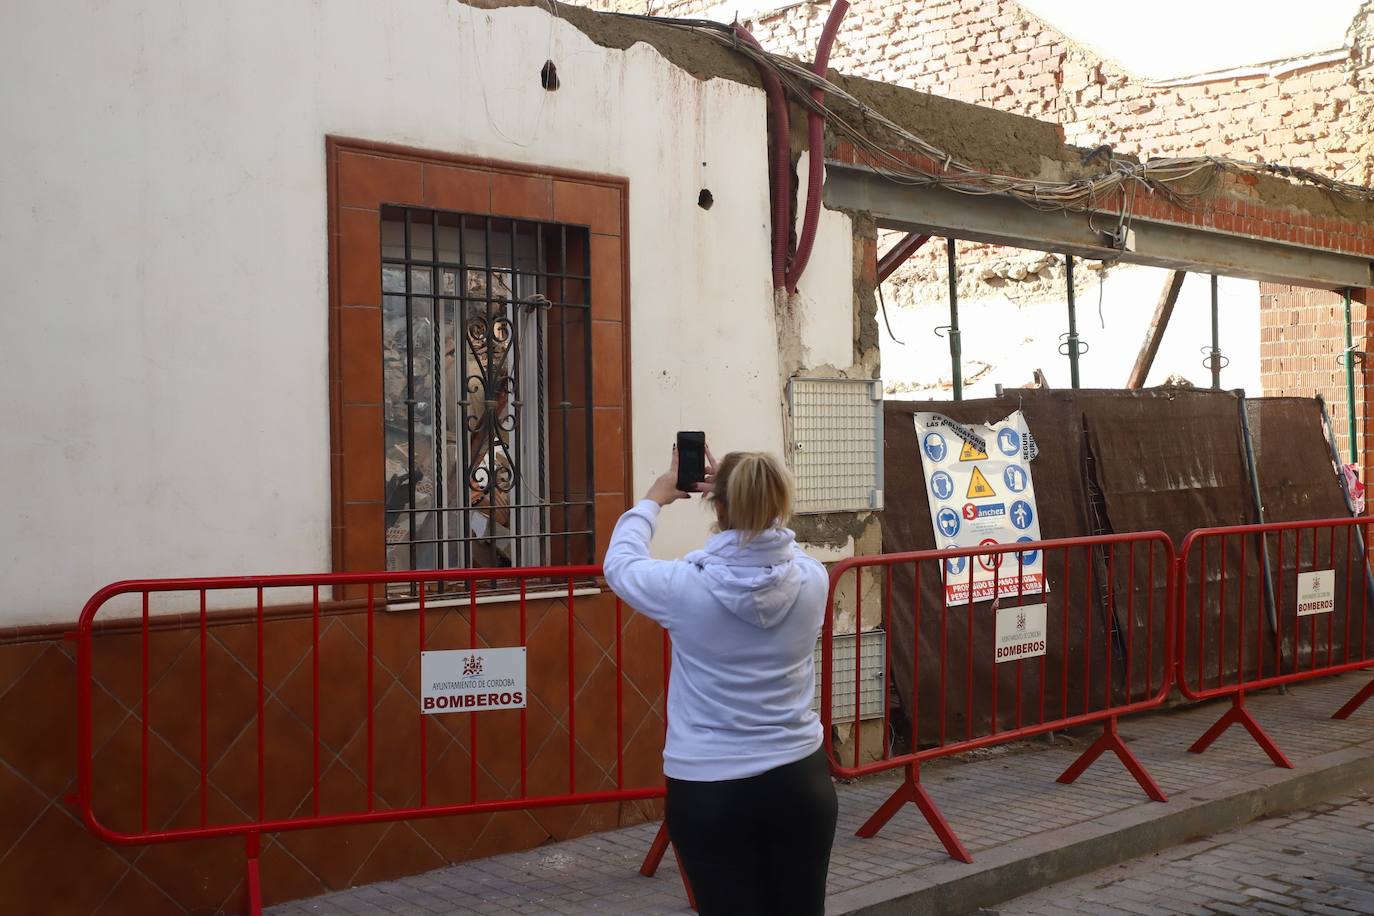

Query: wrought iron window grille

[379,206,595,598]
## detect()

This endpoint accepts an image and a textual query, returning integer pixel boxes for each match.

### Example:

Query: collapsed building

[1,0,1373,912]
[588,0,1374,442]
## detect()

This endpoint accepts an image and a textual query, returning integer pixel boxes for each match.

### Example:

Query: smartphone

[676,431,706,493]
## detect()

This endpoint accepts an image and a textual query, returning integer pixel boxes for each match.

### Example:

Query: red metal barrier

[72,566,690,914]
[1177,517,1374,768]
[822,532,1175,861]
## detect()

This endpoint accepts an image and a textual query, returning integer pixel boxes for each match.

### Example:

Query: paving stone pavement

[991,789,1374,916]
[267,674,1374,916]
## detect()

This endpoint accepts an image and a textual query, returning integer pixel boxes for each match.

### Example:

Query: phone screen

[676,431,706,492]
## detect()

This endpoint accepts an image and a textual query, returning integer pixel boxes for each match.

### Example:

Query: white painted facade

[0,0,835,626]
[794,153,859,372]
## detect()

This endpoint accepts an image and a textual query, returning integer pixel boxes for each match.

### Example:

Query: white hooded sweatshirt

[603,499,829,781]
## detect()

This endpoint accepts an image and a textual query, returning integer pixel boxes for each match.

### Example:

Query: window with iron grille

[380,206,595,596]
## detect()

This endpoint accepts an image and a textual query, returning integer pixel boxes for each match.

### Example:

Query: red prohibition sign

[977,537,1003,570]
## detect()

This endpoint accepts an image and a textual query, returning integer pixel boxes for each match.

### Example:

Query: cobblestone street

[995,791,1374,916]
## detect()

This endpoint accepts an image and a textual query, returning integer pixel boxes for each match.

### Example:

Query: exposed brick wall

[1261,284,1368,465]
[585,0,1374,463]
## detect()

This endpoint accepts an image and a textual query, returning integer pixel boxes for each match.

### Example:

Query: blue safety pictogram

[936,507,961,538]
[998,427,1021,457]
[930,471,955,501]
[1003,465,1027,493]
[945,552,967,576]
[1010,499,1034,530]
[1015,535,1038,565]
[922,432,948,463]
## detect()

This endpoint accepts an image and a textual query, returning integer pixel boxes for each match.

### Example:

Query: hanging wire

[1098,267,1107,330]
[876,281,904,345]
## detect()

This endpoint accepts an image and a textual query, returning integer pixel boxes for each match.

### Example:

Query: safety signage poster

[914,410,1045,606]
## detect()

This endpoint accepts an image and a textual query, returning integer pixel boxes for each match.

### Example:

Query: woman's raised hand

[645,443,719,506]
[697,445,719,495]
[646,446,691,506]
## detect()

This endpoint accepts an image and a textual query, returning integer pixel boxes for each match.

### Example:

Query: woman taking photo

[604,446,837,916]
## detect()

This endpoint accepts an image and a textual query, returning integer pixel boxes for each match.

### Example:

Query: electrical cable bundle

[609,10,1374,227]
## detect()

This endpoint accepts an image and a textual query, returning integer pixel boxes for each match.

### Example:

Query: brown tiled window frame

[327,137,633,580]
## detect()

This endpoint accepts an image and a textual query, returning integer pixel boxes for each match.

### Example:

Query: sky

[1017,0,1364,79]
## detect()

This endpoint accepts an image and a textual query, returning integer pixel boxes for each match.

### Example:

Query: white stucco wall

[882,266,1262,398]
[0,0,788,625]
[794,153,858,372]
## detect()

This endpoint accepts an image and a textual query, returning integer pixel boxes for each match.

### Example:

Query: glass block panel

[788,378,884,513]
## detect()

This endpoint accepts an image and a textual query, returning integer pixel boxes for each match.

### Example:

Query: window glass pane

[438,267,459,297]
[463,215,487,271]
[437,213,462,265]
[410,213,434,262]
[380,208,406,259]
[487,219,514,272]
[410,267,432,295]
[441,297,462,570]
[411,312,436,512]
[514,222,541,275]
[383,293,411,566]
[540,224,564,273]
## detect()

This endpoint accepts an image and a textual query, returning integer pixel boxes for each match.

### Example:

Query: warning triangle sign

[967,466,996,499]
[959,440,988,461]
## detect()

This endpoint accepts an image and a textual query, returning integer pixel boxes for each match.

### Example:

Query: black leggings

[666,747,838,916]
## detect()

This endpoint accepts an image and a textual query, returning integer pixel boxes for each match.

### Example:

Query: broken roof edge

[827,67,1374,225]
[1145,47,1353,88]
[464,0,1374,229]
[463,0,1086,171]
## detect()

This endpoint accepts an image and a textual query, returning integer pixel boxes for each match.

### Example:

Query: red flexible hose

[784,0,849,294]
[735,25,791,290]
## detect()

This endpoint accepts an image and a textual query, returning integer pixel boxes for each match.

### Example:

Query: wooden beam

[1127,271,1187,388]
[877,232,931,282]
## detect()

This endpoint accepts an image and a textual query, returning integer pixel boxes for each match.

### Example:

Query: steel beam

[825,162,1374,291]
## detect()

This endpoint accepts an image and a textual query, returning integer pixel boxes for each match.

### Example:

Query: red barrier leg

[1332,677,1374,720]
[244,833,262,916]
[1187,693,1292,768]
[678,856,697,913]
[639,820,670,877]
[639,819,696,912]
[856,763,972,863]
[1058,716,1167,802]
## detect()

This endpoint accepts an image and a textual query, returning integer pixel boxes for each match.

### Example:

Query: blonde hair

[708,451,794,540]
